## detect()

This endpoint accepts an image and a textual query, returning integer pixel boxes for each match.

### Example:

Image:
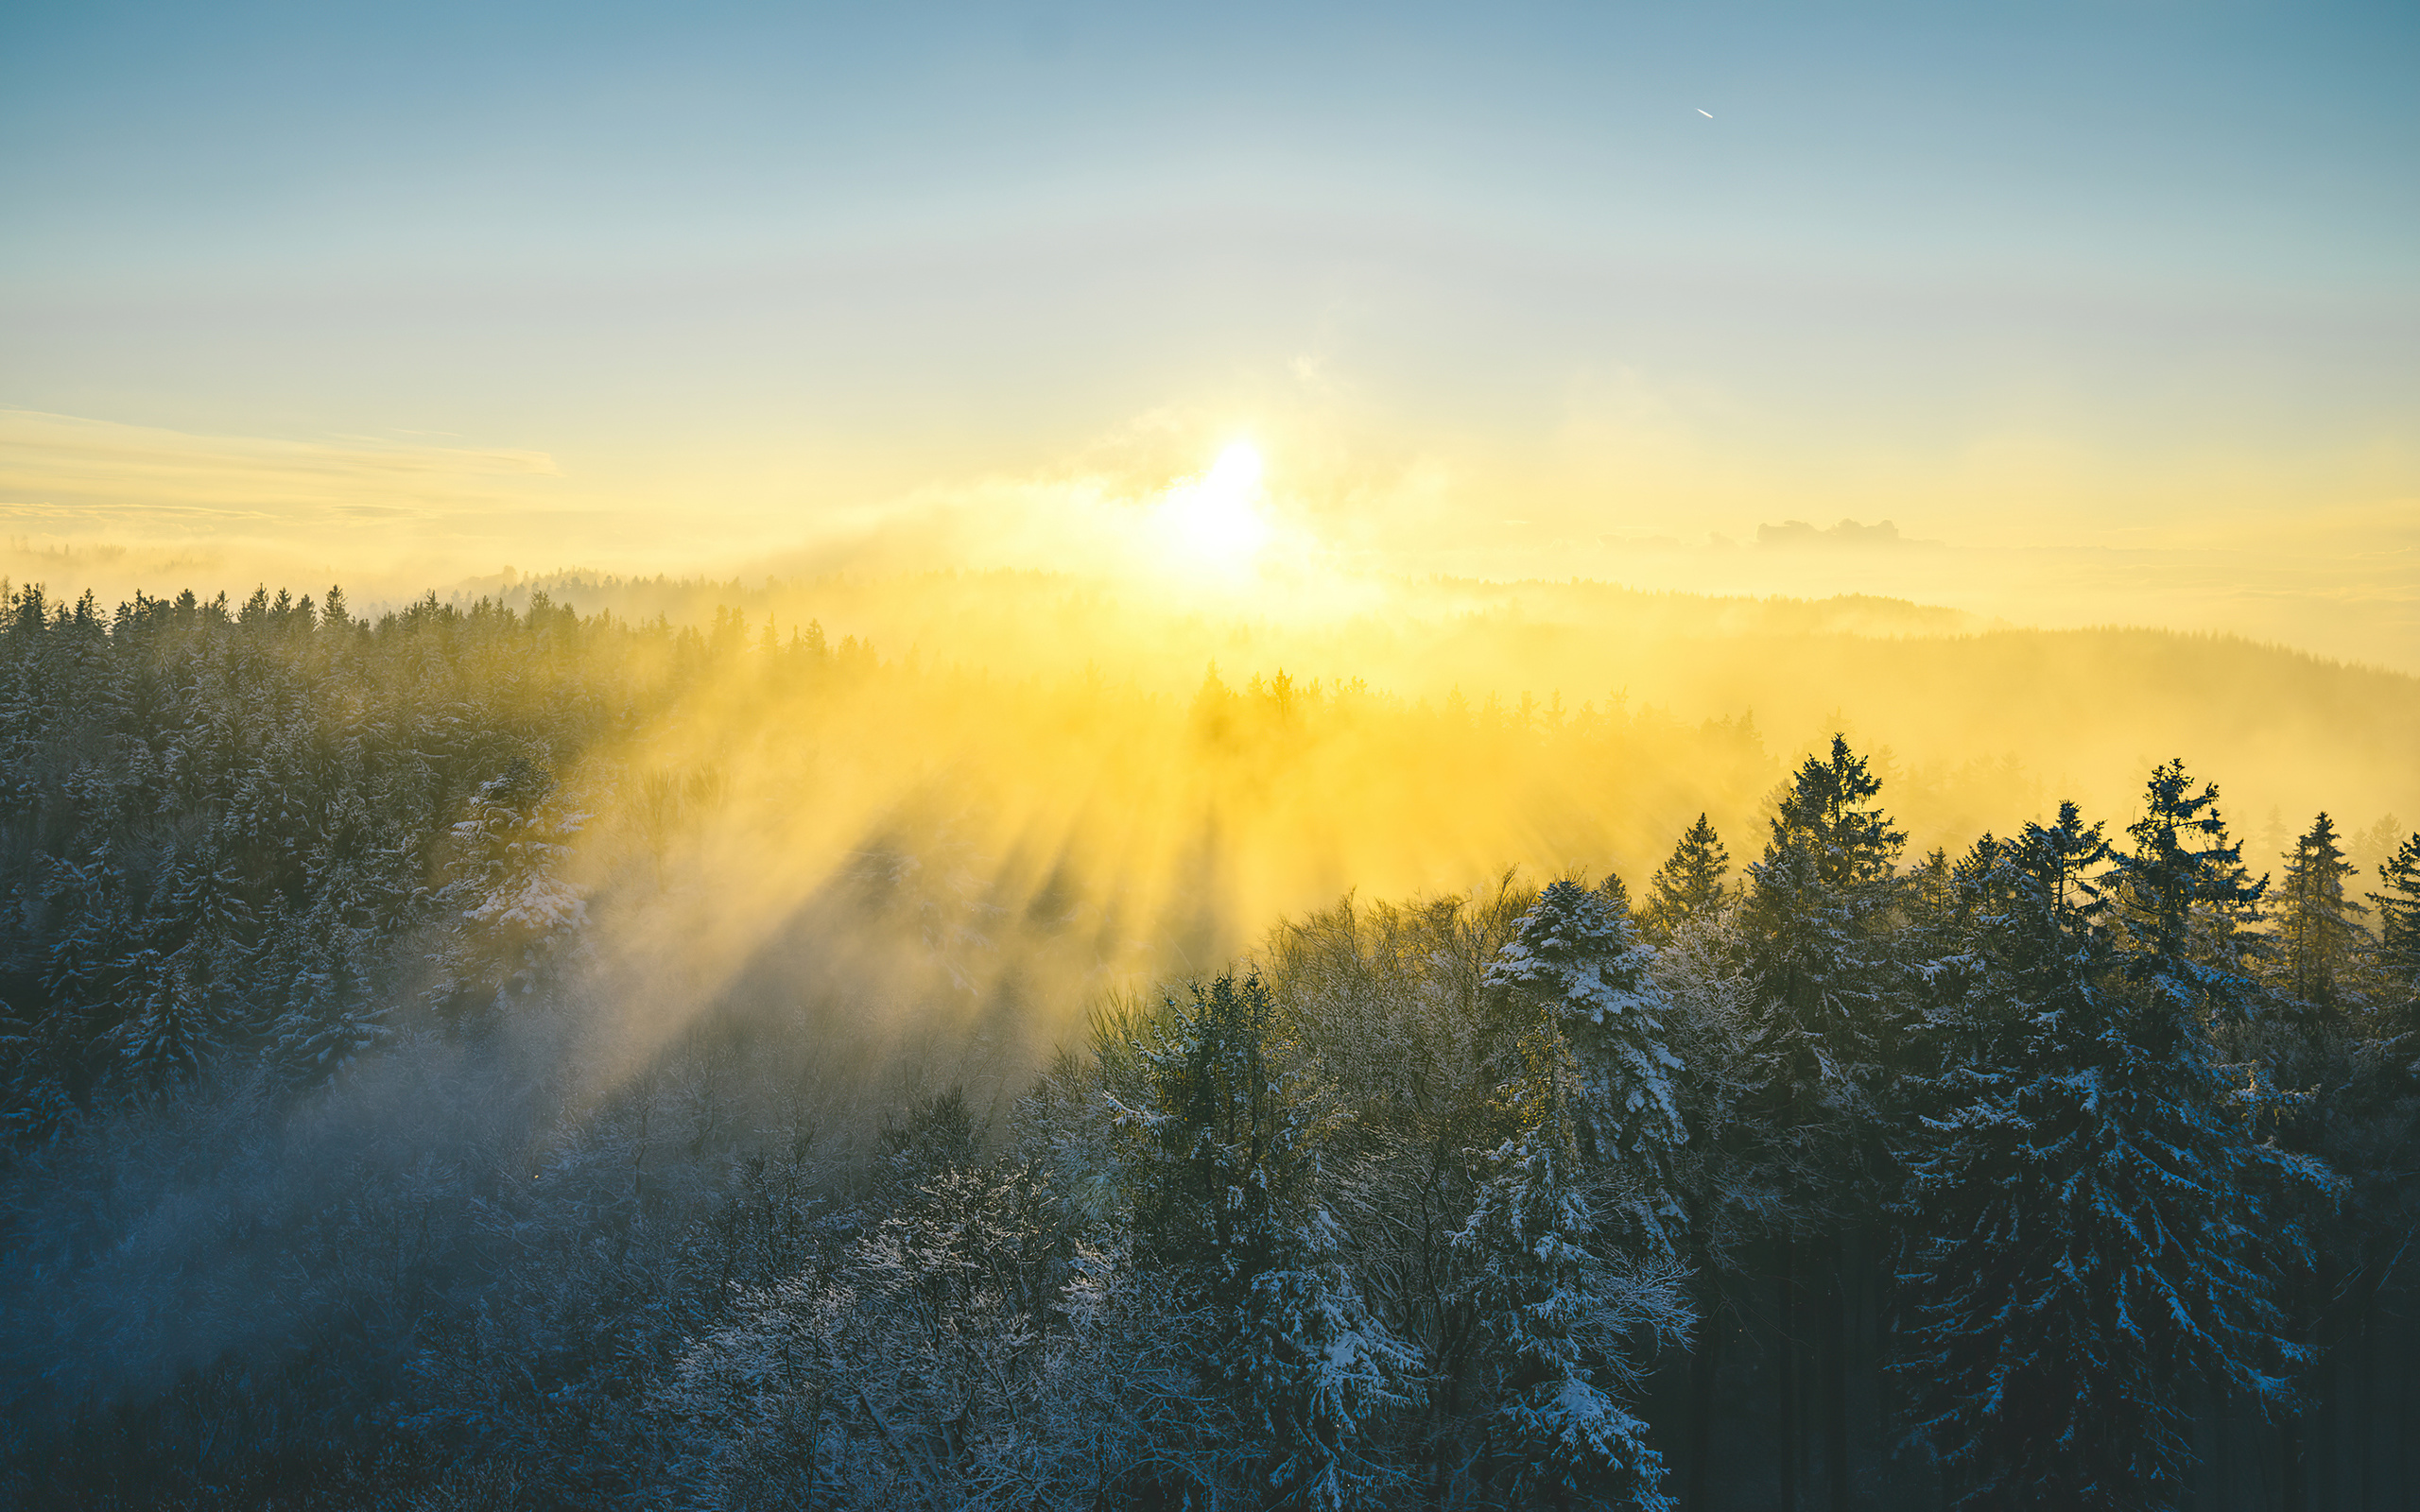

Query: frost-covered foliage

[423,756,592,1019]
[1899,800,2319,1507]
[654,1137,1214,1512]
[5,580,2418,1510]
[1645,904,1789,1265]
[0,585,662,1138]
[1483,879,1685,1252]
[1453,1125,1684,1510]
[1113,972,1420,1510]
[1236,1215,1426,1511]
[1443,881,1692,1509]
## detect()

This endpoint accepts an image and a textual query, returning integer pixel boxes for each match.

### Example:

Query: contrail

[1698,109,1714,118]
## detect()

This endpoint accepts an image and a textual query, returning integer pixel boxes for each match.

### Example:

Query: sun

[1158,441,1271,569]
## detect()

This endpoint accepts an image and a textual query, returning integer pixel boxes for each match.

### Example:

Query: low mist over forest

[9,0,2412,1503]
[2,574,2417,1510]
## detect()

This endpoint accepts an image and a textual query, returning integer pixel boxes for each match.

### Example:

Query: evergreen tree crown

[1643,812,1730,939]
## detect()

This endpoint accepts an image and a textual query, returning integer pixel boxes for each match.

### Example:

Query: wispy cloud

[0,409,561,526]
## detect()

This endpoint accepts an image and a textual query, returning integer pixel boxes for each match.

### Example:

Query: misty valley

[2,577,2417,1512]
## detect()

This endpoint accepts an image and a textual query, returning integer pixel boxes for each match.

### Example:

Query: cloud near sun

[5,403,2417,673]
[0,406,1338,610]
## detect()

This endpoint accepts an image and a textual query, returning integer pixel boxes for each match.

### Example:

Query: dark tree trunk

[2317,1308,2339,1509]
[2212,1382,2234,1512]
[2282,1405,2308,1512]
[1824,1239,1851,1510]
[1426,1365,1460,1511]
[1686,1266,1726,1510]
[2353,1291,2374,1510]
[2397,1302,2412,1512]
[1780,1235,1801,1512]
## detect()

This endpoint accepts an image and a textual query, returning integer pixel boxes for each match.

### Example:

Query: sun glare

[1158,441,1271,570]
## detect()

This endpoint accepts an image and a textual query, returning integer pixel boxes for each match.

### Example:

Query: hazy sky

[3,1,2414,660]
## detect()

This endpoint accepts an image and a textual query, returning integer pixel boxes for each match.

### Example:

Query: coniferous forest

[4,582,2418,1512]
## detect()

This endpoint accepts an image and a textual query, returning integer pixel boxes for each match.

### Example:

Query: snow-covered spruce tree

[1452,1109,1681,1511]
[35,841,137,1099]
[115,951,214,1093]
[266,908,389,1085]
[1896,765,2316,1508]
[2108,760,2267,1030]
[422,755,591,1022]
[2260,823,2419,1504]
[1481,878,1687,1253]
[1112,971,1416,1510]
[1639,814,1730,945]
[1896,803,2190,1506]
[1452,879,1691,1509]
[108,839,256,1094]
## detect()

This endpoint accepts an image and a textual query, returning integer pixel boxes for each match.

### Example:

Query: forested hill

[0,583,660,1131]
[2,578,2417,1509]
[465,567,2420,835]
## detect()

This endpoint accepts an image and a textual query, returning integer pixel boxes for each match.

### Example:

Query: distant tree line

[0,583,2415,1510]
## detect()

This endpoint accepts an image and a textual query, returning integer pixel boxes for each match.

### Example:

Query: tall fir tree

[1483,878,1687,1252]
[2109,760,2267,1025]
[117,952,212,1093]
[2026,764,2325,1502]
[1640,814,1730,943]
[1452,1108,1677,1511]
[2274,812,2366,1015]
[1111,971,1415,1510]
[1453,878,1691,1508]
[1739,734,1907,1512]
[1898,805,2171,1505]
[1743,733,1908,1116]
[2369,831,2420,1020]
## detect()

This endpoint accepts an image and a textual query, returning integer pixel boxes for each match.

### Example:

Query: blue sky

[1,0,2414,658]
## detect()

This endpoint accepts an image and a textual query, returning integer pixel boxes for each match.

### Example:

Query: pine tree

[269,913,389,1084]
[1737,734,1907,1511]
[39,843,140,1108]
[1907,793,2325,1506]
[2109,760,2266,1024]
[1452,1110,1678,1511]
[1640,814,1730,943]
[1742,733,1908,1116]
[1484,878,1687,1252]
[117,844,255,1092]
[1899,802,2227,1506]
[2369,831,2420,1016]
[2274,812,2366,1014]
[1893,765,2323,1508]
[1596,868,1634,916]
[1112,971,1415,1509]
[425,757,588,1017]
[117,951,214,1093]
